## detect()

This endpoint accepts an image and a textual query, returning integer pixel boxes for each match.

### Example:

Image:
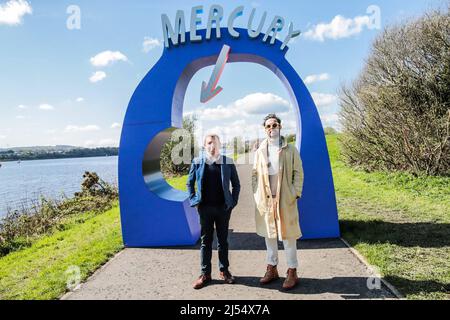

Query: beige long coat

[252,137,304,240]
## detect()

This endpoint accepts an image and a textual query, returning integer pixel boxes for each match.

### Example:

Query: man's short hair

[203,133,221,146]
[262,114,282,127]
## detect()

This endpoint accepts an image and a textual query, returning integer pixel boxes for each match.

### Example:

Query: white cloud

[64,125,100,133]
[0,135,6,139]
[193,93,290,121]
[16,115,25,119]
[304,73,330,84]
[111,122,121,129]
[142,37,162,53]
[76,97,84,102]
[304,15,371,41]
[194,104,239,121]
[45,129,57,134]
[89,71,106,83]
[0,0,32,26]
[320,113,341,130]
[17,104,27,109]
[320,113,339,123]
[84,140,96,147]
[98,139,117,147]
[84,138,118,148]
[90,50,128,67]
[236,93,290,115]
[188,93,299,146]
[39,103,54,111]
[311,92,338,107]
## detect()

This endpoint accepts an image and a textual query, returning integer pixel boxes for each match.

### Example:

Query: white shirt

[205,151,221,165]
[267,138,280,175]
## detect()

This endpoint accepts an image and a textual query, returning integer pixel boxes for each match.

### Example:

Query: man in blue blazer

[187,134,241,289]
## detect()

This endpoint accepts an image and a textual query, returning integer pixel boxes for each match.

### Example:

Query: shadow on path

[155,232,347,251]
[341,220,450,248]
[202,276,390,300]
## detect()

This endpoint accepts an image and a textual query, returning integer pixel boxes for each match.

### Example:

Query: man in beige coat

[252,114,304,290]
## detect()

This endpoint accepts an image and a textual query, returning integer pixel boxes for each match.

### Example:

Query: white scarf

[267,137,280,175]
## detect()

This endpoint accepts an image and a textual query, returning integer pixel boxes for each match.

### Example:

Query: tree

[324,128,337,135]
[285,133,296,143]
[160,115,198,177]
[339,8,450,176]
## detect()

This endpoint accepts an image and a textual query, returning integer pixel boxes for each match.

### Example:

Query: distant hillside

[0,145,82,152]
[0,146,118,162]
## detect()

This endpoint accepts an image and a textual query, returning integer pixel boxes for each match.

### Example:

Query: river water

[0,156,118,218]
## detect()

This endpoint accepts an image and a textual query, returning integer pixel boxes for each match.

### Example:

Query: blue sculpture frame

[119,28,340,247]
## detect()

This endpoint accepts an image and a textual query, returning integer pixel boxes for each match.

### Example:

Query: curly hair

[262,113,281,127]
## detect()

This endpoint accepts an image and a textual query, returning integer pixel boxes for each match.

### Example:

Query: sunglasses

[265,123,279,130]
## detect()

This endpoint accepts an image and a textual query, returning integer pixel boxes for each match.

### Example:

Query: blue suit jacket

[187,154,241,211]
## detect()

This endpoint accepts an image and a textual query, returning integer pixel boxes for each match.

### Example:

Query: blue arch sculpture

[119,28,340,247]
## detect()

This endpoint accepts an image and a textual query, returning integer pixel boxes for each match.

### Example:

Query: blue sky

[0,0,445,148]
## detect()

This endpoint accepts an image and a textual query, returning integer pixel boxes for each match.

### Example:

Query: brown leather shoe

[219,270,235,284]
[260,264,279,285]
[192,274,212,289]
[282,268,299,290]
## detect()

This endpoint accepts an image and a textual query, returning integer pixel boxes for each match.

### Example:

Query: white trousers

[265,237,298,269]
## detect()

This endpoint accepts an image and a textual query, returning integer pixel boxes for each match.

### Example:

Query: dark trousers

[197,203,231,275]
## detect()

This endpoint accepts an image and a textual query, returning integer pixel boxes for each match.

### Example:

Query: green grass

[327,134,450,300]
[0,205,123,300]
[166,174,188,192]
